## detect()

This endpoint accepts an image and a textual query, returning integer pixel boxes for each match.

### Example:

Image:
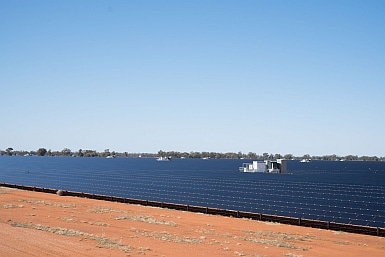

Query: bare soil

[1,186,384,257]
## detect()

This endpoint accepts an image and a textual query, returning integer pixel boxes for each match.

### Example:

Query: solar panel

[0,157,384,228]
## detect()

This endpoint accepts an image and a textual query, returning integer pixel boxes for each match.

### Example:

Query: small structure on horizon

[156,156,172,161]
[239,159,287,173]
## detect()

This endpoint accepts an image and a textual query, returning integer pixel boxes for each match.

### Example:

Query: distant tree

[189,151,199,158]
[6,147,13,156]
[247,152,257,159]
[62,148,72,156]
[78,149,84,157]
[84,150,97,157]
[274,153,283,160]
[215,152,224,159]
[345,155,358,161]
[262,152,269,159]
[37,148,47,156]
[103,149,110,157]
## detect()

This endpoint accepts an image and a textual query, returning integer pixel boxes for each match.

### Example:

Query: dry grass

[60,217,110,227]
[0,188,12,194]
[87,206,122,214]
[234,252,267,257]
[115,214,178,227]
[238,230,313,250]
[241,236,297,249]
[19,199,76,208]
[129,228,205,244]
[2,204,24,209]
[284,253,304,257]
[188,228,313,250]
[7,220,132,252]
[245,230,317,241]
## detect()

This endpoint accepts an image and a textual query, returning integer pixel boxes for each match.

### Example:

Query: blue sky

[1,0,384,156]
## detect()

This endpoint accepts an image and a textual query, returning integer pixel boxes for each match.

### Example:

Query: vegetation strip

[2,147,384,161]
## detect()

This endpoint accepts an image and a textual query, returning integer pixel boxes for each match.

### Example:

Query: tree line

[0,147,384,161]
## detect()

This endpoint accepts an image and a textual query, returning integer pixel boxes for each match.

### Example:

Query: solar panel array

[0,157,384,227]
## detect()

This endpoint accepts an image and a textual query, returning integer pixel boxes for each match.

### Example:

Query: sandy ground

[0,186,384,257]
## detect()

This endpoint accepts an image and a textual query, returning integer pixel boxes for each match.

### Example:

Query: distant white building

[239,159,287,173]
[240,161,266,172]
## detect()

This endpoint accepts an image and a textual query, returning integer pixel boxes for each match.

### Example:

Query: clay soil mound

[0,186,384,257]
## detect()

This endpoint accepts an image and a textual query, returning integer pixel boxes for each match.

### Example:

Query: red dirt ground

[1,186,384,257]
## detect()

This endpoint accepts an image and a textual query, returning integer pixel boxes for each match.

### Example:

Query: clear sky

[1,0,384,156]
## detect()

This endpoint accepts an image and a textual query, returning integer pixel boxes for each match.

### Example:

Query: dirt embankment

[0,186,384,257]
